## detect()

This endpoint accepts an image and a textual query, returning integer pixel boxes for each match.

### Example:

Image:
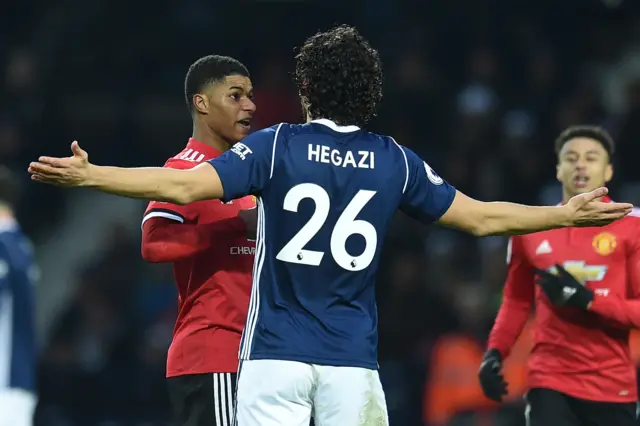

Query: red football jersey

[489,197,640,402]
[142,138,255,376]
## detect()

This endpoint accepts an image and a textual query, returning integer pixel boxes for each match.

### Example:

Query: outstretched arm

[29,142,222,205]
[397,145,632,237]
[438,190,632,237]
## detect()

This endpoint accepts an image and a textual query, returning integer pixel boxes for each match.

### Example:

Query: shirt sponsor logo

[550,261,607,285]
[230,142,253,160]
[230,246,256,255]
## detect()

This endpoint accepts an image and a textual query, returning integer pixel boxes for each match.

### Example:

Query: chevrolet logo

[550,261,607,285]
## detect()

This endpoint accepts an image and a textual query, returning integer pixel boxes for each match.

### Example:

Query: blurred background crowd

[3,0,640,425]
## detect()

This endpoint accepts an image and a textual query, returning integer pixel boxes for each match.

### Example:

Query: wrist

[557,205,573,227]
[83,164,103,188]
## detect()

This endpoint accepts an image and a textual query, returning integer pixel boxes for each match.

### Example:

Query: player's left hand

[28,141,93,187]
[534,264,594,310]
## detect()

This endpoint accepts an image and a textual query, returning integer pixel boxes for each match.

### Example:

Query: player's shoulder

[163,155,203,170]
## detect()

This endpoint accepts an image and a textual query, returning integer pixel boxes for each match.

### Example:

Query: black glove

[478,348,508,402]
[534,264,594,310]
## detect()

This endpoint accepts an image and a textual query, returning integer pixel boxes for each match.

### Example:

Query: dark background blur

[4,0,640,425]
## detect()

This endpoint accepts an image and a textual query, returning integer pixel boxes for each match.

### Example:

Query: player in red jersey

[479,125,640,426]
[140,55,256,426]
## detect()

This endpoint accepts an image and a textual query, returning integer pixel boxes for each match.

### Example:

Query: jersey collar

[310,118,360,133]
[186,138,224,159]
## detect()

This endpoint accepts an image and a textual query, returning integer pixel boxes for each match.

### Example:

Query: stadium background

[4,0,640,424]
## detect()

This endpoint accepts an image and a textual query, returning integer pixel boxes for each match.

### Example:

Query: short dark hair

[555,125,615,160]
[294,25,383,127]
[184,55,250,113]
[0,166,18,207]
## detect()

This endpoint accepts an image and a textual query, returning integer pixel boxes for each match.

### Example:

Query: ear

[604,163,613,184]
[193,94,209,115]
[556,163,562,183]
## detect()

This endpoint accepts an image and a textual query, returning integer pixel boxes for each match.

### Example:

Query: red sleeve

[140,157,247,263]
[141,159,200,227]
[588,216,640,328]
[487,236,535,358]
[141,216,246,263]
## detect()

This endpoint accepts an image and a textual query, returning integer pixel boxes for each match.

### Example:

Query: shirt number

[275,183,377,271]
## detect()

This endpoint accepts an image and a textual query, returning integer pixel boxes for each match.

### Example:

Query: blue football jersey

[0,218,37,392]
[209,119,456,369]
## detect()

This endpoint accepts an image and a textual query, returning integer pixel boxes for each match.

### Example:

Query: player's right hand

[564,187,632,227]
[478,348,508,402]
[28,141,93,187]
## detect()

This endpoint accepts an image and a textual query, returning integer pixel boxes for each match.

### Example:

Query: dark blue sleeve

[208,124,283,202]
[399,146,456,224]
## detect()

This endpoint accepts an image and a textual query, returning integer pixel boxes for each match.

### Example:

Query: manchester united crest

[592,232,617,256]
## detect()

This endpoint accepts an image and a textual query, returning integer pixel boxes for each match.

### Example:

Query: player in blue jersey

[29,26,633,426]
[0,167,38,426]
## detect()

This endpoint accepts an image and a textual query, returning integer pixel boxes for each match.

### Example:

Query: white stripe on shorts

[213,373,235,426]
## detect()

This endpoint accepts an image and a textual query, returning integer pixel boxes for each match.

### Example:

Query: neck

[192,121,232,153]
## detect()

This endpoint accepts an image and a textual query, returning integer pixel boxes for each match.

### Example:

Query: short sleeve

[399,146,456,224]
[142,159,200,227]
[209,124,283,202]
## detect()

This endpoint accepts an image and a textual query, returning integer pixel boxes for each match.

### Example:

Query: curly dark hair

[184,55,249,113]
[294,25,383,127]
[555,125,615,162]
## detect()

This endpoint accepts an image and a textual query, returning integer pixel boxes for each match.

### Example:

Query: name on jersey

[230,245,256,255]
[308,144,375,169]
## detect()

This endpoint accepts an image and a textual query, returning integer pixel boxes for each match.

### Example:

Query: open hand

[28,141,92,187]
[564,188,632,227]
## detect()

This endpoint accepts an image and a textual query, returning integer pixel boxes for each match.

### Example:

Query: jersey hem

[246,352,378,370]
[527,377,638,403]
[432,186,456,221]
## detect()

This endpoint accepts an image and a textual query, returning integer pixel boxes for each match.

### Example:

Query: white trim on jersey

[311,118,360,133]
[389,137,409,194]
[140,211,184,230]
[0,292,13,388]
[240,198,266,359]
[269,123,284,179]
[213,372,235,426]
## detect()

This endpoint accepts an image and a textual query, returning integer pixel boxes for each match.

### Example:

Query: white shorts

[236,359,388,426]
[0,388,36,426]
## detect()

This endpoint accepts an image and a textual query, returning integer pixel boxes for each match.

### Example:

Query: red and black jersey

[142,138,256,376]
[488,197,640,403]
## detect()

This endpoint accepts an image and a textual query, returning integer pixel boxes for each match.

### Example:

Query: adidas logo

[535,240,552,255]
[562,287,577,301]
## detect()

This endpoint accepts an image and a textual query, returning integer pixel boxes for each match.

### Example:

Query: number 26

[276,183,378,271]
